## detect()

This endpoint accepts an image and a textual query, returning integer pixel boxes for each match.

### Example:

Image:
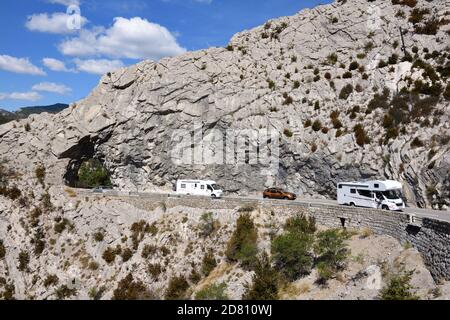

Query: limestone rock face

[0,0,449,207]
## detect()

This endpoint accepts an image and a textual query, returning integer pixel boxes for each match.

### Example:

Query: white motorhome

[175,180,223,198]
[337,180,405,211]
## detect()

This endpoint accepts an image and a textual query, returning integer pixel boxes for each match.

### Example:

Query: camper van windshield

[211,184,218,190]
[382,190,401,199]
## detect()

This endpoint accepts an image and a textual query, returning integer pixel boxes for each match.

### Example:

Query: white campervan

[175,180,224,198]
[337,180,405,211]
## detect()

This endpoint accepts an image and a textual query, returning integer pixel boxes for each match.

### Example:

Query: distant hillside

[0,103,69,125]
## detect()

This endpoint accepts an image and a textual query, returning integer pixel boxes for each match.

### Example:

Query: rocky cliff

[1,0,450,300]
[0,0,449,206]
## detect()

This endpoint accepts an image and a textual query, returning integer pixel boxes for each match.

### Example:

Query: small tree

[314,229,349,282]
[380,271,419,300]
[225,214,258,270]
[243,252,279,300]
[271,231,314,281]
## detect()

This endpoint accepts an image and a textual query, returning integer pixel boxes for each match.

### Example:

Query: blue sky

[0,0,331,111]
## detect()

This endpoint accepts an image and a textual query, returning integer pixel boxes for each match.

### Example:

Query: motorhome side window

[358,189,373,198]
[338,184,342,189]
[181,184,186,189]
[350,189,356,194]
[201,185,205,190]
[374,184,379,188]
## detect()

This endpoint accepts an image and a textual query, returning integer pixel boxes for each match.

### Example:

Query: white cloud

[0,92,42,102]
[32,82,72,95]
[59,17,186,60]
[74,58,124,75]
[47,0,80,6]
[0,55,46,76]
[42,57,75,72]
[194,0,212,3]
[26,12,87,34]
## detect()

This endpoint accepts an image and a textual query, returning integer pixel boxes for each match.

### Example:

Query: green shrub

[271,231,314,281]
[411,137,424,148]
[225,214,258,270]
[89,286,106,300]
[312,120,322,132]
[33,228,46,256]
[282,94,293,105]
[391,0,417,8]
[201,250,217,277]
[243,252,279,300]
[226,45,234,51]
[165,276,190,300]
[113,273,154,300]
[339,84,353,100]
[35,165,46,186]
[196,282,229,300]
[18,250,29,272]
[314,229,349,283]
[147,263,162,279]
[54,218,71,234]
[342,71,352,79]
[444,83,450,101]
[44,274,59,287]
[409,8,430,24]
[141,244,158,259]
[368,88,390,111]
[199,212,219,237]
[93,230,104,242]
[388,54,399,65]
[121,248,133,262]
[304,119,312,128]
[267,79,276,90]
[55,285,77,300]
[130,220,151,250]
[0,240,5,259]
[238,204,256,213]
[415,16,447,35]
[284,215,316,235]
[326,53,338,65]
[354,124,370,147]
[380,271,418,300]
[102,246,121,264]
[0,185,21,201]
[364,41,374,52]
[349,61,359,71]
[293,80,300,89]
[283,129,293,137]
[189,268,201,284]
[77,159,111,188]
[378,60,388,68]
